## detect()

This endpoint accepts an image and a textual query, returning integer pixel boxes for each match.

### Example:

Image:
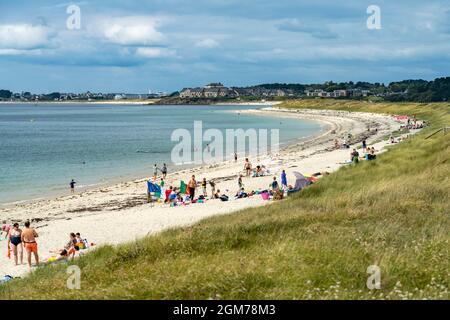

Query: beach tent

[290,172,311,192]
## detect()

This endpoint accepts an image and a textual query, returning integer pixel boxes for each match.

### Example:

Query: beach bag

[0,275,13,284]
[220,195,229,202]
[261,192,270,200]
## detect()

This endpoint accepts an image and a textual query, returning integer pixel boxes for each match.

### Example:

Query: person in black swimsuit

[8,223,23,265]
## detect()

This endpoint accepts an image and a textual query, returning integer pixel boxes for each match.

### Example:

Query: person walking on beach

[188,175,197,201]
[362,139,367,153]
[21,221,39,268]
[238,174,243,191]
[7,223,23,265]
[153,164,159,180]
[161,163,168,179]
[234,152,238,163]
[351,149,359,164]
[244,158,252,176]
[209,180,216,199]
[281,170,287,190]
[70,179,76,194]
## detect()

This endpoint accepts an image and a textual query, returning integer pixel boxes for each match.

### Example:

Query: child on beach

[202,178,207,197]
[238,175,243,191]
[271,177,279,191]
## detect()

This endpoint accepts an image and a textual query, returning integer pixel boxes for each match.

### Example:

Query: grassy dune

[1,101,449,300]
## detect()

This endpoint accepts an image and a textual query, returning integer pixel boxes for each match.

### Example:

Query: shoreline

[0,108,321,209]
[0,100,281,106]
[0,108,408,278]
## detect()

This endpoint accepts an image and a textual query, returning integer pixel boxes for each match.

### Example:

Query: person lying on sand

[235,188,248,199]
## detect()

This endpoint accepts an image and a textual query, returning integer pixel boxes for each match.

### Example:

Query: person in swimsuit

[244,158,252,177]
[8,223,23,265]
[21,221,39,267]
[188,175,197,201]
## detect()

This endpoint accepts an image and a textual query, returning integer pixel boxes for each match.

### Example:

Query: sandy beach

[0,108,411,278]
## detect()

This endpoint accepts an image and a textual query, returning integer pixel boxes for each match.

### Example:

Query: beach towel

[165,189,172,201]
[147,181,161,193]
[180,181,190,195]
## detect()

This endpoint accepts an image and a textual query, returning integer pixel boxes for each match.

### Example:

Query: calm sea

[0,103,323,205]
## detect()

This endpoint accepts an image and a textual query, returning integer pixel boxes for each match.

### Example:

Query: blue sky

[1,0,449,93]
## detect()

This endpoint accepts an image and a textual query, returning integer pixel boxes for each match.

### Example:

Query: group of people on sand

[2,220,90,268]
[46,232,90,263]
[350,140,377,164]
[2,221,39,267]
[153,163,168,180]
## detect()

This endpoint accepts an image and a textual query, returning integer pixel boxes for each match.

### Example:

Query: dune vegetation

[0,100,448,300]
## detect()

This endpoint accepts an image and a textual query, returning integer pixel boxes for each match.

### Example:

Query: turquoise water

[0,104,323,205]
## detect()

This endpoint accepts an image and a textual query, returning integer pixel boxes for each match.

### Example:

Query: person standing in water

[234,152,238,162]
[70,179,76,194]
[21,221,39,268]
[8,223,23,265]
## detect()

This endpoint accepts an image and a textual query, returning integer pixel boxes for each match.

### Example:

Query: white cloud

[195,38,219,48]
[98,17,165,46]
[135,47,176,58]
[0,24,54,50]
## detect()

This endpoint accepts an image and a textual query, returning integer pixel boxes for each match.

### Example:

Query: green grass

[1,100,449,300]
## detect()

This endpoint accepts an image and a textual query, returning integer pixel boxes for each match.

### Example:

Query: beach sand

[0,108,413,278]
